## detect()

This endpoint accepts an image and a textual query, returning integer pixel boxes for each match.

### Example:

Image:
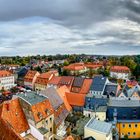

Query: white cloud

[0,17,140,56]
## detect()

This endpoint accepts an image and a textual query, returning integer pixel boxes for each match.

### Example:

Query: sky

[0,0,140,56]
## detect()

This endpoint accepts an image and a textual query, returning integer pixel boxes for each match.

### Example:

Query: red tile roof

[24,70,39,83]
[54,103,69,128]
[58,76,74,88]
[0,70,13,77]
[35,72,53,85]
[110,66,130,73]
[63,63,86,71]
[65,92,86,107]
[0,98,29,134]
[47,76,61,85]
[65,135,74,140]
[85,63,102,69]
[0,118,23,140]
[31,99,54,123]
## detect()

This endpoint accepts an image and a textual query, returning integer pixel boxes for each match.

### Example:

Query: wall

[117,122,140,139]
[84,127,112,140]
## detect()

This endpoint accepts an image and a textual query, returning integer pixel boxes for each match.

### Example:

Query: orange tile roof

[0,118,23,140]
[0,70,13,77]
[57,86,72,112]
[54,103,68,128]
[65,92,86,106]
[47,76,61,85]
[0,98,29,134]
[35,72,53,85]
[85,64,102,69]
[58,76,74,86]
[31,99,54,123]
[65,135,74,140]
[24,70,39,83]
[80,79,93,94]
[64,63,85,71]
[110,66,130,73]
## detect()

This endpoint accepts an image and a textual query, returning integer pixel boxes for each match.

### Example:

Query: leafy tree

[35,66,42,73]
[63,61,69,66]
[133,64,140,79]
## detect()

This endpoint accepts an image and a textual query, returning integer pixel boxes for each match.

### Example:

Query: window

[133,132,136,136]
[128,132,130,136]
[135,124,138,128]
[46,120,48,125]
[50,127,52,132]
[129,124,131,128]
[122,124,125,128]
[50,117,52,122]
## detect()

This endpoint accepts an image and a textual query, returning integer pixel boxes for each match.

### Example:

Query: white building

[0,70,15,90]
[84,106,107,121]
[110,66,130,80]
[84,118,112,140]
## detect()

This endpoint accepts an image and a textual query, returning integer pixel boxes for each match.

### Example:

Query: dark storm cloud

[0,0,140,55]
[0,0,122,26]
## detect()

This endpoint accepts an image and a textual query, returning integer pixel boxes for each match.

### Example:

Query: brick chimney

[6,103,9,111]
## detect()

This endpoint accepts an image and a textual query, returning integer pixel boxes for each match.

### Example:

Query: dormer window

[45,109,50,115]
[37,112,43,119]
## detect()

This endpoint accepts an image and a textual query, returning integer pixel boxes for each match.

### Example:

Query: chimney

[6,103,9,111]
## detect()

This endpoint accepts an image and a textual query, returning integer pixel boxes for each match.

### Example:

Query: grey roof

[90,76,107,92]
[84,137,96,140]
[96,106,107,112]
[18,91,47,105]
[103,83,118,96]
[85,118,112,135]
[72,77,84,88]
[38,127,49,135]
[108,98,140,107]
[41,87,63,110]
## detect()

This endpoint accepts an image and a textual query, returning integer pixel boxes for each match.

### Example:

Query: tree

[133,64,140,79]
[62,70,69,76]
[58,67,62,75]
[35,66,42,73]
[63,61,69,66]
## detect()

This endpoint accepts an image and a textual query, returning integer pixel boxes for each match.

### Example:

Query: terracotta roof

[65,135,74,140]
[57,86,72,111]
[65,92,86,106]
[0,98,29,134]
[63,63,86,71]
[80,79,92,94]
[85,64,102,69]
[0,118,23,140]
[24,70,39,83]
[35,72,53,85]
[47,76,61,85]
[41,87,69,127]
[58,76,74,88]
[31,99,54,123]
[110,66,130,73]
[54,103,69,128]
[0,70,13,77]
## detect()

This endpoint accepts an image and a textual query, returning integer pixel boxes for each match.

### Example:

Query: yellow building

[117,121,140,139]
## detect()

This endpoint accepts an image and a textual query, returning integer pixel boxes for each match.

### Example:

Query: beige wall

[35,83,47,91]
[84,127,112,140]
[84,110,106,121]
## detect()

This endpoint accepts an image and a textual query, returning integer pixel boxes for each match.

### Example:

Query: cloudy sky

[0,0,140,56]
